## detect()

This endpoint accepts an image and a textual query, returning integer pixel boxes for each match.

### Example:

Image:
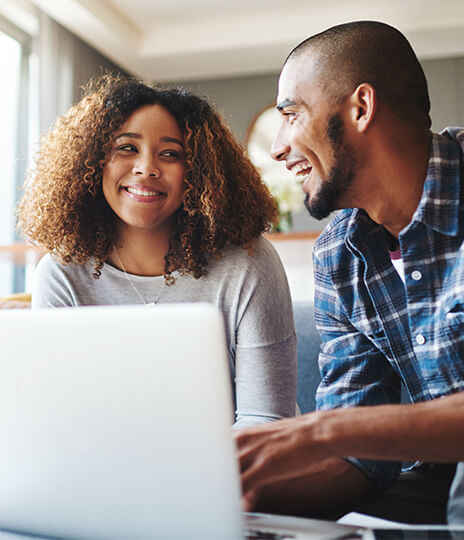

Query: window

[0,16,36,295]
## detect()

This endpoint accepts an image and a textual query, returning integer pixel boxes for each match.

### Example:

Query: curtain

[37,10,125,133]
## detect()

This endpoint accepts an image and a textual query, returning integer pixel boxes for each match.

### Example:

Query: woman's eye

[117,144,137,152]
[161,150,182,159]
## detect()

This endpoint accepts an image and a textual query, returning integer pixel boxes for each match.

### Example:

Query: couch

[0,292,32,309]
[293,301,321,414]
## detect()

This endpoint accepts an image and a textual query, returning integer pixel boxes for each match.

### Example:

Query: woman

[17,73,297,428]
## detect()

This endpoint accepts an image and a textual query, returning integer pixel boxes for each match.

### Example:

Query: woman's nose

[133,153,160,178]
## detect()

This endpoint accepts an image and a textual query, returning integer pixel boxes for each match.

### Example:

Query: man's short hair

[288,21,431,128]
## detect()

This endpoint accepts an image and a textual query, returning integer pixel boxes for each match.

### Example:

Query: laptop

[0,304,360,540]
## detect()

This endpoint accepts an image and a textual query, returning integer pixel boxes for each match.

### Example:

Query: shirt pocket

[437,295,464,359]
[440,293,464,323]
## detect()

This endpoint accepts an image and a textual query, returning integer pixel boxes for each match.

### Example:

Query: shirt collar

[345,208,387,256]
[409,129,462,237]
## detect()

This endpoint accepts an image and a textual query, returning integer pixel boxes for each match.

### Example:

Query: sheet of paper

[337,512,410,529]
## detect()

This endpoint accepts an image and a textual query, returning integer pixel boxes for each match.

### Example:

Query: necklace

[114,247,164,306]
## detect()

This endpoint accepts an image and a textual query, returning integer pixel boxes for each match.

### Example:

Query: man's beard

[305,113,357,220]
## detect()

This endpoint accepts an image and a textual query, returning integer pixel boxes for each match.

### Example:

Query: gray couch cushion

[293,301,321,413]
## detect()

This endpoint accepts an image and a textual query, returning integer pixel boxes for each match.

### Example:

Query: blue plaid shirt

[313,127,464,490]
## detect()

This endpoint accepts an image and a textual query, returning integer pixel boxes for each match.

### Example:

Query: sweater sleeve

[32,254,79,308]
[231,238,297,429]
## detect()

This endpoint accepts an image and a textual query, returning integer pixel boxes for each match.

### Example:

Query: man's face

[271,53,357,220]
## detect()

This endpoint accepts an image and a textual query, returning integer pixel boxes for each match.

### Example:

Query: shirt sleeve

[232,239,297,429]
[313,249,402,490]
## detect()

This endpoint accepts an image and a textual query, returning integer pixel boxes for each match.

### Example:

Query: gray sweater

[33,237,297,428]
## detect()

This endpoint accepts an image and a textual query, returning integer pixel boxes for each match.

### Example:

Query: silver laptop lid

[0,304,243,540]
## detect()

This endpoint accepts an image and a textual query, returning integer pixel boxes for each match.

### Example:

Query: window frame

[0,15,33,293]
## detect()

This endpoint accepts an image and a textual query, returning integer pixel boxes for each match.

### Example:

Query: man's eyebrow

[276,99,296,111]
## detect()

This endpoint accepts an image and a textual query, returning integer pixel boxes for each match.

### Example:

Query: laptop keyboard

[246,529,296,539]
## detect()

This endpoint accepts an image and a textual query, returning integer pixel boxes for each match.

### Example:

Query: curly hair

[17,73,278,280]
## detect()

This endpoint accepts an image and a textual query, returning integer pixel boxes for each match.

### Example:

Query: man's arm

[235,391,464,513]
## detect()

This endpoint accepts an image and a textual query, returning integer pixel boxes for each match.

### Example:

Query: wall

[423,57,464,130]
[171,73,279,144]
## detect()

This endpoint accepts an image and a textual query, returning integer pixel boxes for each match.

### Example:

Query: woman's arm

[233,237,297,428]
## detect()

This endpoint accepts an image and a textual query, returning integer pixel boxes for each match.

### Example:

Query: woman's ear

[348,83,376,133]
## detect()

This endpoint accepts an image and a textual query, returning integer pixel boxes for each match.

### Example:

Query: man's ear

[348,83,376,133]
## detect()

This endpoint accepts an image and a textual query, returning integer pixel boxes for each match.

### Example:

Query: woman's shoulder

[35,253,95,282]
[35,253,64,276]
[205,236,286,282]
[221,236,281,264]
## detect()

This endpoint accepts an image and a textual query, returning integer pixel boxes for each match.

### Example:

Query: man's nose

[270,126,290,162]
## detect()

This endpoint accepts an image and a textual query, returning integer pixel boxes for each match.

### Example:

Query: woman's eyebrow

[114,133,183,147]
[161,136,184,146]
[115,132,141,140]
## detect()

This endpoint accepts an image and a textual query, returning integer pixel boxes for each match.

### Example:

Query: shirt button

[416,334,426,345]
[411,270,422,281]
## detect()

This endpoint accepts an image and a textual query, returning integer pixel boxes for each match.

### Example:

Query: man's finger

[241,487,261,512]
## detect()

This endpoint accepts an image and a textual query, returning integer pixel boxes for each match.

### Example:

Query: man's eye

[280,111,296,126]
[284,113,296,125]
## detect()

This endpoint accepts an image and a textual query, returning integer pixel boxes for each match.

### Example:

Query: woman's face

[102,104,186,237]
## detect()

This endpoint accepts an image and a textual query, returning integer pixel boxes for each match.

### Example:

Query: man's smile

[289,160,312,182]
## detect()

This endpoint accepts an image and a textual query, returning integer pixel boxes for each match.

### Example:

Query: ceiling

[13,0,464,81]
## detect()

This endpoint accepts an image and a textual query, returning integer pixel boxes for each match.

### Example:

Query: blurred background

[1,0,464,298]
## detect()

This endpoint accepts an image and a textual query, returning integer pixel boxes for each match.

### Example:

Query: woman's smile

[122,184,167,202]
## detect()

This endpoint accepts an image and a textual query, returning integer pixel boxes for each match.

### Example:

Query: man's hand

[234,413,326,510]
[235,394,464,513]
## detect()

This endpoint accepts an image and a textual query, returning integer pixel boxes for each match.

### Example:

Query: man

[235,20,464,524]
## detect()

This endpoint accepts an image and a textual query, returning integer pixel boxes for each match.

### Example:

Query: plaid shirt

[313,127,464,490]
